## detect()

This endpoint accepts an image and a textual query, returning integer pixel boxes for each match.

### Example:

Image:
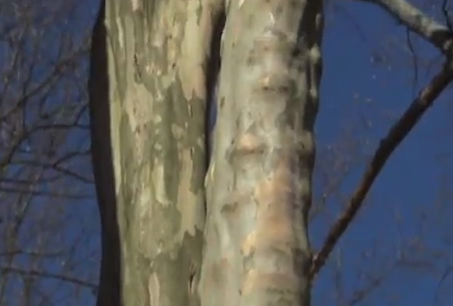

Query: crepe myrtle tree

[88,0,453,305]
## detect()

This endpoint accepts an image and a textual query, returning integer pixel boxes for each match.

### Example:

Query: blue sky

[311,2,453,306]
[2,0,453,305]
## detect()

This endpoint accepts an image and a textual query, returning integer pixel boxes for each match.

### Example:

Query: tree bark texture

[93,0,324,305]
[96,0,223,305]
[200,1,323,306]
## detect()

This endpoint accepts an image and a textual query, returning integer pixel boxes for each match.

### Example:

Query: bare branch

[0,266,97,289]
[310,59,453,279]
[355,0,453,54]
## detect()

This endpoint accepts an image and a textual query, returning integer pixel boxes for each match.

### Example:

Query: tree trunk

[91,0,324,305]
[91,0,223,305]
[200,1,323,306]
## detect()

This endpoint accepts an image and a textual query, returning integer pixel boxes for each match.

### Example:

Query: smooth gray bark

[200,1,324,305]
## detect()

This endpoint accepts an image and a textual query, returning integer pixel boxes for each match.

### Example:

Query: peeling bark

[92,0,224,305]
[200,1,324,305]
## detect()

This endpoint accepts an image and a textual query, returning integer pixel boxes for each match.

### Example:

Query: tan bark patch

[242,270,297,295]
[177,149,203,236]
[148,272,160,305]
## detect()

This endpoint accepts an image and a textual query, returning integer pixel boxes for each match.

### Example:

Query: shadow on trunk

[88,1,122,306]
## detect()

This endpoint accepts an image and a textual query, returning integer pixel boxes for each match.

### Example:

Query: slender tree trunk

[200,1,324,305]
